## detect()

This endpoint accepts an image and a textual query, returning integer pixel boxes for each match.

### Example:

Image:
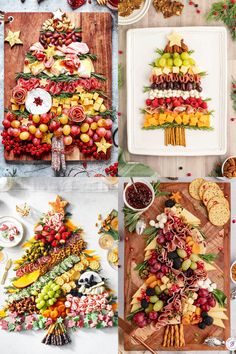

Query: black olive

[173,257,182,269]
[151,83,156,89]
[165,199,176,208]
[168,251,178,259]
[77,292,83,298]
[198,322,206,329]
[175,83,180,90]
[141,299,149,309]
[181,83,186,91]
[169,82,174,90]
[186,83,193,91]
[201,311,208,318]
[198,86,203,92]
[203,316,213,326]
[184,268,194,277]
[146,288,155,296]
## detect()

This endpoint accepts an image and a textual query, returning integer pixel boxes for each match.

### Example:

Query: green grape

[183,60,190,66]
[182,259,191,271]
[55,292,60,298]
[167,58,173,67]
[48,280,53,286]
[52,284,60,292]
[173,58,182,67]
[173,53,180,59]
[181,52,189,60]
[44,295,49,300]
[153,300,164,312]
[145,304,153,314]
[150,295,159,303]
[190,254,199,262]
[48,299,54,306]
[48,290,55,298]
[155,286,162,295]
[177,249,187,258]
[37,300,46,309]
[189,58,196,65]
[155,58,160,67]
[190,262,197,270]
[163,53,171,59]
[159,58,166,67]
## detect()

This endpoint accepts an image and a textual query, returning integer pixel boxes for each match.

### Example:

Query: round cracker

[198,181,220,200]
[202,187,224,206]
[189,178,205,200]
[208,203,230,226]
[207,196,229,211]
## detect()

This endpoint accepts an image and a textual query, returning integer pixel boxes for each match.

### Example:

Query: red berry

[146,99,152,106]
[152,98,159,108]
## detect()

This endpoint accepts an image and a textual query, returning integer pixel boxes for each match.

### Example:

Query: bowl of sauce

[123,180,155,212]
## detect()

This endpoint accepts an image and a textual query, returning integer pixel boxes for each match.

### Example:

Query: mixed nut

[8,297,38,315]
[223,157,236,178]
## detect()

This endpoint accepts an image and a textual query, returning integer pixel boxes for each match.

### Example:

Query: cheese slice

[168,315,181,325]
[172,206,200,226]
[131,303,141,313]
[208,311,228,320]
[213,318,225,328]
[203,261,216,271]
[209,304,227,312]
[132,284,147,299]
[145,238,157,251]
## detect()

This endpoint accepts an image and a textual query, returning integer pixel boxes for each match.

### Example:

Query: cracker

[198,181,219,200]
[189,178,205,200]
[202,186,224,206]
[207,196,229,211]
[208,203,230,226]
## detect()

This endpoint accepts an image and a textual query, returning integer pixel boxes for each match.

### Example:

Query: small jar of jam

[124,180,154,211]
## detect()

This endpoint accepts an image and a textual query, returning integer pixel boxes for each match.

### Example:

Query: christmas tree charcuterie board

[123,181,230,351]
[3,12,113,168]
[126,27,227,156]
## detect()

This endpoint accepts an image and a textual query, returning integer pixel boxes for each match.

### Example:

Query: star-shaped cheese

[21,118,30,126]
[49,195,68,214]
[44,46,56,59]
[39,78,49,87]
[42,132,53,144]
[53,9,64,21]
[170,192,182,203]
[95,137,112,154]
[167,32,183,47]
[5,30,23,48]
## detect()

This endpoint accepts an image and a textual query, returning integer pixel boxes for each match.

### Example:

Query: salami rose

[12,86,27,105]
[68,105,86,123]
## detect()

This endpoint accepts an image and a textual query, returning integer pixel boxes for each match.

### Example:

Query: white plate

[127,27,227,156]
[0,216,24,248]
[119,0,151,26]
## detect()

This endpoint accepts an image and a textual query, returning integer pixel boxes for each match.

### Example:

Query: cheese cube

[65,98,71,104]
[96,97,104,105]
[160,284,167,291]
[161,276,169,284]
[189,305,196,312]
[187,298,194,305]
[172,66,179,74]
[52,98,59,107]
[93,103,101,111]
[12,104,19,111]
[70,101,78,107]
[192,66,201,74]
[180,66,188,74]
[57,107,62,115]
[100,104,106,113]
[20,105,25,112]
[166,283,172,289]
[93,92,99,100]
[163,67,170,75]
[153,67,162,76]
[84,98,90,106]
[63,104,70,109]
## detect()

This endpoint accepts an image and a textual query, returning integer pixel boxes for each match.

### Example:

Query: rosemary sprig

[25,52,37,63]
[5,109,29,118]
[142,124,214,131]
[135,260,148,272]
[199,253,218,263]
[91,73,107,81]
[151,180,170,197]
[143,226,158,244]
[155,48,164,55]
[123,206,142,233]
[143,86,151,93]
[79,53,97,61]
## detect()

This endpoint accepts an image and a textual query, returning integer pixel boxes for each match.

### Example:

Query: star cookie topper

[52,9,65,21]
[5,30,23,48]
[95,137,112,154]
[167,32,183,47]
[49,195,68,214]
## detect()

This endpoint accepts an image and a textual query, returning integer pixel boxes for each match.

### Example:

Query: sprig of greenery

[25,52,37,63]
[123,206,142,233]
[143,86,151,93]
[91,73,107,81]
[151,180,170,198]
[5,108,29,118]
[79,53,97,61]
[200,253,218,263]
[155,48,164,55]
[143,226,158,244]
[213,289,227,307]
[142,123,214,131]
[126,308,142,321]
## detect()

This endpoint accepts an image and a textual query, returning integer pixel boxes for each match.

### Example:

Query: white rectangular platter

[127,27,227,156]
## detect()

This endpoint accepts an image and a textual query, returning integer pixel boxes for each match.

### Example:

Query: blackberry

[146,288,155,296]
[168,251,178,259]
[203,316,213,326]
[141,299,149,309]
[173,257,182,270]
[198,322,206,329]
[165,199,176,208]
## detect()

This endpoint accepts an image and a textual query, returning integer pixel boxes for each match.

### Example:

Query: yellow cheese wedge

[172,206,200,226]
[208,311,228,320]
[210,304,227,312]
[213,318,225,328]
[132,284,147,299]
[131,303,141,313]
[203,261,216,271]
[168,315,181,324]
[144,238,157,251]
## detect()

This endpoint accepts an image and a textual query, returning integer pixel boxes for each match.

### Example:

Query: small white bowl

[221,156,236,178]
[230,261,236,285]
[123,179,155,212]
[119,0,151,26]
[0,216,24,248]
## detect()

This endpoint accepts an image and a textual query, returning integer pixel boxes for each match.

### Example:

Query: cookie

[207,196,229,211]
[208,203,230,226]
[189,178,205,200]
[202,186,224,206]
[199,181,219,200]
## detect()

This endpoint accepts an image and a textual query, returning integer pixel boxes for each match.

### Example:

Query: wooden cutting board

[124,182,231,351]
[4,12,112,162]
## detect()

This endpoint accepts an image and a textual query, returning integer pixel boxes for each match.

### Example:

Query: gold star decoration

[44,46,56,59]
[95,137,112,154]
[5,30,23,48]
[53,9,64,21]
[167,32,183,47]
[170,191,182,203]
[21,118,30,126]
[49,195,68,214]
[41,132,53,144]
[39,78,49,87]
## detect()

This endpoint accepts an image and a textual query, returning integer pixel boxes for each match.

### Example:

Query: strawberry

[43,226,50,232]
[47,235,54,243]
[42,231,49,237]
[152,98,159,108]
[59,225,67,233]
[55,233,61,240]
[158,98,164,105]
[165,98,171,104]
[51,240,58,247]
[146,99,152,106]
[50,230,56,236]
[201,101,208,109]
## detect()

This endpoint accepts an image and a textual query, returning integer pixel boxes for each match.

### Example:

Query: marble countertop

[0,0,118,177]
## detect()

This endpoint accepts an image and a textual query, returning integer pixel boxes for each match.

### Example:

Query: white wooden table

[119,0,236,177]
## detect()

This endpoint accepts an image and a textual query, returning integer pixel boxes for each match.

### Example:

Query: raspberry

[146,99,152,106]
